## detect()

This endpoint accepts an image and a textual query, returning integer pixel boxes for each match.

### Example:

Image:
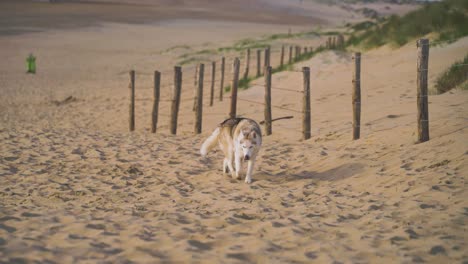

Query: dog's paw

[244,177,252,184]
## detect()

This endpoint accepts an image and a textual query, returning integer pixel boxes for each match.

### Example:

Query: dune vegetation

[346,0,468,49]
[434,54,468,94]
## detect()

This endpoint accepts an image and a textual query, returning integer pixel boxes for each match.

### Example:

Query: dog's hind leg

[245,159,255,184]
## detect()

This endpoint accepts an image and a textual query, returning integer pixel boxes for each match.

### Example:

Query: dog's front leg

[245,158,255,184]
[234,150,242,180]
[227,153,236,179]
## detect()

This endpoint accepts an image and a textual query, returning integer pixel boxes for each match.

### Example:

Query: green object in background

[26,53,36,74]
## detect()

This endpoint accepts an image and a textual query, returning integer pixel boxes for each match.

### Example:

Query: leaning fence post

[151,71,160,133]
[220,57,225,101]
[210,61,216,106]
[352,53,361,140]
[129,70,135,132]
[280,45,285,67]
[243,48,250,80]
[170,66,182,135]
[417,39,430,142]
[256,49,261,77]
[230,58,240,118]
[264,66,272,135]
[289,46,293,64]
[195,64,204,134]
[302,67,311,140]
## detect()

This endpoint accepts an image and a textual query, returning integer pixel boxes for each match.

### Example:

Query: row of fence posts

[326,34,346,49]
[128,38,430,143]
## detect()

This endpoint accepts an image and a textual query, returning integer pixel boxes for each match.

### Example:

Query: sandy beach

[0,0,466,263]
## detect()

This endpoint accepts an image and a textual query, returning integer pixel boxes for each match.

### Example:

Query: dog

[200,117,262,184]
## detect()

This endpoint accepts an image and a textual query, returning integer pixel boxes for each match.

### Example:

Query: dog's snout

[244,155,250,161]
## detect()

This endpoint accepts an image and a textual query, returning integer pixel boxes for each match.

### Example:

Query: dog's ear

[251,131,257,139]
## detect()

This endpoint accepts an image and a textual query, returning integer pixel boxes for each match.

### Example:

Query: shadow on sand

[256,163,365,183]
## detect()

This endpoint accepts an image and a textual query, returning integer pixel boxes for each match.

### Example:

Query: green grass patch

[434,54,468,94]
[346,0,468,49]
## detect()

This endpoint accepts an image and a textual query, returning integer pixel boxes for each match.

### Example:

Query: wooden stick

[264,47,270,70]
[129,70,135,132]
[280,45,285,67]
[151,71,160,133]
[417,39,430,142]
[256,49,261,77]
[192,64,198,111]
[259,115,293,125]
[210,61,216,107]
[288,46,293,64]
[170,66,182,135]
[302,67,311,140]
[352,53,361,140]
[220,57,225,101]
[264,66,272,135]
[243,48,250,80]
[195,64,204,134]
[230,58,240,118]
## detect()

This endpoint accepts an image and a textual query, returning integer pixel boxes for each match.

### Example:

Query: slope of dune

[0,3,467,262]
[1,35,467,262]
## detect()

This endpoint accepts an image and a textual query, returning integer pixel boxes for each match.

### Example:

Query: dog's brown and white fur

[200,118,262,183]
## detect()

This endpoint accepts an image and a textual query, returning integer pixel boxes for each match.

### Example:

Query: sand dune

[0,2,467,263]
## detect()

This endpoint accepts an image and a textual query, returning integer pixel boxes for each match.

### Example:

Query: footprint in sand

[0,223,16,233]
[187,240,213,251]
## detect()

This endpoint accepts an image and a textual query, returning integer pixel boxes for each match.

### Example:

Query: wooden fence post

[151,71,160,133]
[338,35,344,48]
[220,57,225,101]
[417,39,430,142]
[129,70,135,132]
[264,66,272,135]
[210,61,216,106]
[280,45,285,67]
[195,64,204,134]
[264,47,270,74]
[256,49,261,77]
[294,46,298,62]
[302,67,311,140]
[243,48,250,80]
[289,46,293,64]
[304,47,308,54]
[352,53,361,140]
[170,66,182,135]
[192,65,198,111]
[230,58,240,118]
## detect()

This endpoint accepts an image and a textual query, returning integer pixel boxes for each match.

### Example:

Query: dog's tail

[200,127,220,157]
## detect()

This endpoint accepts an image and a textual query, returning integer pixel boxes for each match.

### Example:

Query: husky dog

[200,118,262,184]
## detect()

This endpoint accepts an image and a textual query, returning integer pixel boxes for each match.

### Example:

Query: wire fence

[125,37,465,142]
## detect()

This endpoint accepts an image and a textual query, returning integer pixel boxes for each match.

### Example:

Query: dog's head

[238,129,259,161]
